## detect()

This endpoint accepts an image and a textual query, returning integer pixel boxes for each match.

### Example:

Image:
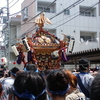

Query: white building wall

[21,0,100,69]
[36,0,100,52]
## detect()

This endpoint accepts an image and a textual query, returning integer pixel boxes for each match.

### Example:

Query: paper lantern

[22,37,30,52]
[67,37,75,53]
[11,45,19,56]
[1,57,7,65]
[1,58,4,62]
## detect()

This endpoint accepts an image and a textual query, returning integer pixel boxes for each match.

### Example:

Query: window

[80,31,97,42]
[80,6,96,17]
[80,36,91,42]
[38,7,43,12]
[80,11,84,15]
[64,9,70,15]
[85,12,91,16]
[80,11,91,16]
[37,2,56,13]
[38,7,50,13]
[22,7,28,21]
[44,8,50,12]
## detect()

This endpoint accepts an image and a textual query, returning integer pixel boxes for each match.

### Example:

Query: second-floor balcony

[80,6,96,17]
[37,1,56,14]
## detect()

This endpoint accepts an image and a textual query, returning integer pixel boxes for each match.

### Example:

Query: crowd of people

[0,58,100,100]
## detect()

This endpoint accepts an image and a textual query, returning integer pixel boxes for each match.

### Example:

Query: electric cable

[0,0,57,44]
[47,0,85,27]
[45,0,72,18]
[9,0,42,20]
[2,1,100,45]
[1,0,57,33]
[25,1,100,34]
[25,0,84,33]
[54,1,100,29]
[46,0,85,30]
[9,0,15,4]
[3,0,15,8]
[1,0,99,36]
[1,0,17,13]
[9,0,19,9]
[48,12,79,28]
[9,0,37,16]
[50,0,84,20]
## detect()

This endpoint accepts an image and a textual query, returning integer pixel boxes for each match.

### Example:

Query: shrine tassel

[27,51,32,62]
[16,52,22,64]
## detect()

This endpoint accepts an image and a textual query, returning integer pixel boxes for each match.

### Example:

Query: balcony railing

[75,41,99,52]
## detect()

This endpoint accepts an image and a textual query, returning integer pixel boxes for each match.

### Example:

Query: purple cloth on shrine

[27,51,32,62]
[16,52,22,64]
[62,51,69,62]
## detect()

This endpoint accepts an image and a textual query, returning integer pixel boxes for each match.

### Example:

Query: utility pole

[6,0,10,69]
[7,0,9,21]
[0,0,10,68]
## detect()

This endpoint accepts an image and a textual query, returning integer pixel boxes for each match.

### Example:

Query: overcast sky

[0,0,24,42]
[0,0,24,15]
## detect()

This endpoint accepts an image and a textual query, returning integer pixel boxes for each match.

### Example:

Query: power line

[24,27,36,35]
[9,0,37,16]
[0,0,37,33]
[8,0,39,21]
[50,0,84,20]
[9,0,19,9]
[2,1,100,44]
[1,0,15,9]
[21,0,57,34]
[47,12,79,28]
[1,0,17,13]
[22,0,84,29]
[9,0,15,4]
[54,1,100,29]
[2,0,57,33]
[24,0,57,23]
[2,0,99,36]
[25,0,84,33]
[25,1,100,34]
[48,0,72,19]
[46,0,84,27]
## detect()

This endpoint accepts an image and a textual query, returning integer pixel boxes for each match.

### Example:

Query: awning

[62,48,100,65]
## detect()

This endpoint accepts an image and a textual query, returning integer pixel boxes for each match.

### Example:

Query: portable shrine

[12,13,75,70]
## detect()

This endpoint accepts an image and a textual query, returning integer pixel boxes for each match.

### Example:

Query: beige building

[2,15,22,69]
[21,0,37,37]
[21,0,56,37]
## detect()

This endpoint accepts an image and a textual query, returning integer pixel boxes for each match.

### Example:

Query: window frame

[22,7,28,21]
[64,9,70,15]
[37,6,50,13]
